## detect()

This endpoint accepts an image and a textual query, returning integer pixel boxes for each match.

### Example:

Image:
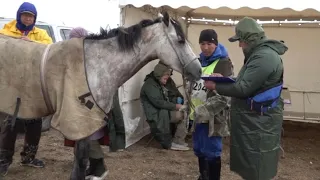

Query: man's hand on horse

[21,36,32,42]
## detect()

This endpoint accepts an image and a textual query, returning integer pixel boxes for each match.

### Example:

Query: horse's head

[155,12,201,81]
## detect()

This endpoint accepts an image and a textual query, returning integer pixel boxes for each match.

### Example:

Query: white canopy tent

[118,0,320,147]
[119,0,320,20]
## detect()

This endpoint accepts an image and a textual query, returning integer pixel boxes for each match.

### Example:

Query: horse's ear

[158,13,163,18]
[162,11,170,27]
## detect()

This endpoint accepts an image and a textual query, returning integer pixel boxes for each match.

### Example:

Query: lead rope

[161,20,196,109]
[162,19,197,133]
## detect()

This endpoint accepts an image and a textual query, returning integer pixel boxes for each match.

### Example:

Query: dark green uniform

[216,17,288,180]
[140,64,176,149]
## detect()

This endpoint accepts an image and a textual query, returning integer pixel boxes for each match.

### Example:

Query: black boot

[197,157,208,180]
[0,149,13,177]
[207,157,221,180]
[86,158,108,179]
[20,144,45,168]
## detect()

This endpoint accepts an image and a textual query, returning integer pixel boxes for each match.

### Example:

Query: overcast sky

[0,0,120,33]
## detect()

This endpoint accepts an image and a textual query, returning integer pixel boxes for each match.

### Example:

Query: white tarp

[119,0,320,20]
[119,1,320,148]
[119,0,319,10]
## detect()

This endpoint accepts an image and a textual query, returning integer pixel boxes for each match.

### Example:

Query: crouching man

[140,63,189,151]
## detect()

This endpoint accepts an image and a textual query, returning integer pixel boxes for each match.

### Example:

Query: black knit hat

[199,29,218,45]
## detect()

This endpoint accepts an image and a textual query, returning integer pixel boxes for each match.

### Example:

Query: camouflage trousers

[89,140,104,159]
[170,111,187,145]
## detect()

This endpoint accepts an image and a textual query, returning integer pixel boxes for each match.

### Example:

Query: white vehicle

[0,17,73,42]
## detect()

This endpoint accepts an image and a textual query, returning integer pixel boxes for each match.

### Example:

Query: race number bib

[191,79,207,102]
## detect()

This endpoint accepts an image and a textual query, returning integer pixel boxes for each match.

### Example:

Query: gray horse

[0,12,201,179]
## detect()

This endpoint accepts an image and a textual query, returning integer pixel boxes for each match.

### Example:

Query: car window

[36,25,52,38]
[59,29,71,40]
[36,25,56,43]
[0,22,5,29]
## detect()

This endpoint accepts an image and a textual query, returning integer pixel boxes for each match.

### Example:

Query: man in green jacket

[204,17,288,180]
[140,63,189,151]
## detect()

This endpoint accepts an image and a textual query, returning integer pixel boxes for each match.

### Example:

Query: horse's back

[0,36,108,140]
[0,34,48,118]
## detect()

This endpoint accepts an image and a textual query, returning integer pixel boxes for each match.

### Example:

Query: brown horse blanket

[0,34,106,140]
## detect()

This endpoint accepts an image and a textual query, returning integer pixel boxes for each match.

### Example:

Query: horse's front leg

[70,138,90,180]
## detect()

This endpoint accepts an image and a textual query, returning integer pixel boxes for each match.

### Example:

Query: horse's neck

[83,38,156,113]
[116,51,155,87]
[88,40,155,86]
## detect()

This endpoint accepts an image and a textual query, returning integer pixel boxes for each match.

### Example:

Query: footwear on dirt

[0,149,13,177]
[170,142,190,151]
[197,157,208,180]
[181,142,188,147]
[20,144,45,168]
[85,158,108,180]
[0,163,9,177]
[20,158,45,168]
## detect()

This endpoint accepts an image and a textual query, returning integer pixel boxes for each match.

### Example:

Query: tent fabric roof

[119,0,320,20]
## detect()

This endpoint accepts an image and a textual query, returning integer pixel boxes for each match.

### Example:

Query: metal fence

[284,90,320,123]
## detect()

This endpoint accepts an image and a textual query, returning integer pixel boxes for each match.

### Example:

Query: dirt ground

[2,121,320,180]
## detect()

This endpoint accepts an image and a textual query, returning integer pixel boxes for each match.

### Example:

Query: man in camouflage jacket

[193,90,230,138]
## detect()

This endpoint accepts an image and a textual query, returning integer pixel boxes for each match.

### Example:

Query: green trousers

[89,140,104,159]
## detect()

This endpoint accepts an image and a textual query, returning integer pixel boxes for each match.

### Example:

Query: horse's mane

[85,16,185,51]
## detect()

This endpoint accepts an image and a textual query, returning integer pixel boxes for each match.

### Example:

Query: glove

[177,97,184,104]
[179,105,188,112]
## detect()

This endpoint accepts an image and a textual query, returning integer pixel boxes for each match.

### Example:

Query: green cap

[229,17,265,42]
[153,63,172,80]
